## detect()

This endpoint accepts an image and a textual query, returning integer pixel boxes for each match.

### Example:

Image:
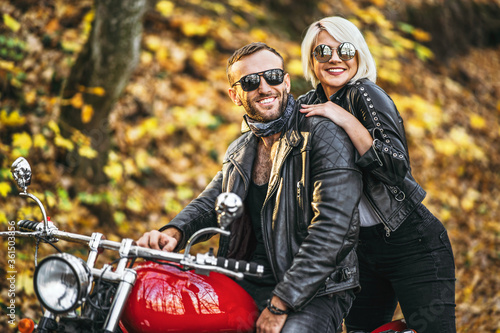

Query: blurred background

[0,0,499,331]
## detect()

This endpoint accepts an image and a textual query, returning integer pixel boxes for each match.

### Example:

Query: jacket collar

[315,83,349,104]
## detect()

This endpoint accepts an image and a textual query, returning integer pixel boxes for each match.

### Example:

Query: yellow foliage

[0,211,7,224]
[191,48,208,66]
[71,130,91,146]
[449,127,486,161]
[104,161,124,182]
[3,13,21,32]
[12,132,33,151]
[156,0,175,17]
[2,2,499,331]
[341,0,360,13]
[123,158,139,177]
[81,104,94,123]
[439,208,451,222]
[0,109,26,127]
[357,7,392,30]
[460,188,481,212]
[156,47,169,65]
[16,271,34,296]
[71,93,84,109]
[0,59,15,71]
[141,51,154,65]
[0,182,12,197]
[48,120,61,134]
[469,114,486,129]
[144,35,163,52]
[126,195,143,212]
[135,149,150,170]
[250,28,268,41]
[414,44,434,61]
[25,90,37,105]
[60,40,82,53]
[34,133,48,149]
[54,136,75,151]
[287,59,303,76]
[78,145,97,159]
[231,15,249,29]
[201,1,227,15]
[181,18,211,37]
[82,10,94,36]
[84,86,106,96]
[413,28,432,42]
[393,94,443,134]
[126,118,159,143]
[433,138,458,156]
[45,191,57,208]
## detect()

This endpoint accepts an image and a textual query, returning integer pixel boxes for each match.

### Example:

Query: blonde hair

[301,16,377,88]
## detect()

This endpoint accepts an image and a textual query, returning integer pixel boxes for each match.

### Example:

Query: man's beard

[243,92,288,123]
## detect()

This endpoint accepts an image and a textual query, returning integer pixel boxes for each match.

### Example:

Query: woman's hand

[300,101,353,128]
[301,101,373,156]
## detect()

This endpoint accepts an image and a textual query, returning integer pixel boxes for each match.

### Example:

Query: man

[137,42,362,333]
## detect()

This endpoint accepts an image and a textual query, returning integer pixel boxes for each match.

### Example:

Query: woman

[298,16,456,333]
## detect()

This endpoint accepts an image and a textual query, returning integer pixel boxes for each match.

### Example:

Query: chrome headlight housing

[34,253,91,314]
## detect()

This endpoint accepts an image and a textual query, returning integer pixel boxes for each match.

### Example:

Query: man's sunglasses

[232,68,285,92]
[312,42,357,62]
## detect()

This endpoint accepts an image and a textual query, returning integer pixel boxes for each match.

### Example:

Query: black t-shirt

[246,181,276,285]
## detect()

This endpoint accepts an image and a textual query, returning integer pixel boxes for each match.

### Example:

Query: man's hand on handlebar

[137,229,181,252]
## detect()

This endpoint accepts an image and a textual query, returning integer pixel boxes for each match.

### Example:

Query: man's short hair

[226,42,284,85]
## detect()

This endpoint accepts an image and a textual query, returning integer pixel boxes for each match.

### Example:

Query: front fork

[103,269,137,333]
[36,311,57,333]
[103,238,137,333]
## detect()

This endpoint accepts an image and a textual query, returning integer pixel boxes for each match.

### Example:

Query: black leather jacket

[162,96,362,311]
[298,79,426,233]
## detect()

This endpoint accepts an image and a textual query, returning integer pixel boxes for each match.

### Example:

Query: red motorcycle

[2,157,415,333]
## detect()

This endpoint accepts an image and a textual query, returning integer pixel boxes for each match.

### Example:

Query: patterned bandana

[244,95,295,137]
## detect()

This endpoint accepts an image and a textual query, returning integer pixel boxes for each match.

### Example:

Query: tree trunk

[58,0,148,226]
[59,0,148,184]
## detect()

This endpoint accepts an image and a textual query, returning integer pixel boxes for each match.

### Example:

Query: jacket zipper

[365,193,392,237]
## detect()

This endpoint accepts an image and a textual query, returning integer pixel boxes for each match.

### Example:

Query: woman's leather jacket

[298,79,426,233]
[162,96,363,311]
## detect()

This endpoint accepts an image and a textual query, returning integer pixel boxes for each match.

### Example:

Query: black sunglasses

[312,42,356,62]
[232,68,285,92]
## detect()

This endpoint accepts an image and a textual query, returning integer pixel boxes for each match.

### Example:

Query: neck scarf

[244,95,295,137]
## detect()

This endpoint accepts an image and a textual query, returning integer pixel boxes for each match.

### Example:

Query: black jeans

[237,279,355,333]
[345,204,456,333]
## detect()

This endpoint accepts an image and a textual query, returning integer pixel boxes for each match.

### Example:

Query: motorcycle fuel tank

[120,261,259,333]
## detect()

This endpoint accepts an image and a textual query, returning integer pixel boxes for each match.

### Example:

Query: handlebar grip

[215,257,263,275]
[18,219,41,232]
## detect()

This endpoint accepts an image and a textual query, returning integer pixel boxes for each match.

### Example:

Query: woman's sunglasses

[312,42,357,62]
[232,68,285,92]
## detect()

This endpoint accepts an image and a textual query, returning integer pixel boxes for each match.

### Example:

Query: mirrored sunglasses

[313,42,356,62]
[232,68,285,92]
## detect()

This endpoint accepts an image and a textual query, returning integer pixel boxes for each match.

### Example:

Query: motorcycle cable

[85,264,118,332]
[36,235,63,253]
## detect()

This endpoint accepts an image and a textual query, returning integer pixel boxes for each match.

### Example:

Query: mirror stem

[20,192,49,234]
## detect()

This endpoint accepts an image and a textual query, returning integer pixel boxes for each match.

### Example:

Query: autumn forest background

[0,0,499,331]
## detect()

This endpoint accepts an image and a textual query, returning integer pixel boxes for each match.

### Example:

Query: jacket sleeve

[159,171,223,251]
[347,81,410,186]
[273,119,362,310]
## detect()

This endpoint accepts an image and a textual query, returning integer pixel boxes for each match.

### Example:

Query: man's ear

[228,88,242,106]
[284,73,291,94]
